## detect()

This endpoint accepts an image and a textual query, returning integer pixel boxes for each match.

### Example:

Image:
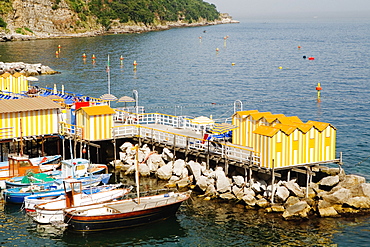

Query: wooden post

[249,167,252,186]
[206,139,210,170]
[173,135,176,163]
[287,169,291,181]
[271,159,275,204]
[62,137,65,160]
[306,166,310,198]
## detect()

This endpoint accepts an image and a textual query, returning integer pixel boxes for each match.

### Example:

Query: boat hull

[65,200,184,232]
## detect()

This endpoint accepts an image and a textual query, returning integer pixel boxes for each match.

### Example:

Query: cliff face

[3,0,102,37]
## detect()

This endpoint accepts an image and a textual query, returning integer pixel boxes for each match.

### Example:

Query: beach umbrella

[210,123,238,134]
[191,116,214,125]
[100,93,117,101]
[117,96,135,107]
[26,77,39,82]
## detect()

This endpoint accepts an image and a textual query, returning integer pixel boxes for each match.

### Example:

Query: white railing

[112,125,260,166]
[113,111,214,133]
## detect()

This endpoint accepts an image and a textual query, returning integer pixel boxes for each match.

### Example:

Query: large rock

[256,198,269,208]
[243,187,256,197]
[147,154,166,172]
[319,175,339,187]
[215,167,231,193]
[156,164,173,180]
[322,188,351,204]
[233,175,245,187]
[204,183,217,197]
[345,196,370,209]
[275,186,290,202]
[196,176,209,192]
[232,185,245,199]
[283,180,304,198]
[187,161,202,182]
[358,183,370,198]
[173,159,186,177]
[243,194,258,206]
[138,163,150,176]
[219,192,236,200]
[339,175,366,190]
[318,207,339,217]
[161,147,173,161]
[282,201,310,220]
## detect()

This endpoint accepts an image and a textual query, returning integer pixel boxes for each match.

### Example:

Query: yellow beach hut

[0,97,61,140]
[0,72,29,94]
[75,105,116,141]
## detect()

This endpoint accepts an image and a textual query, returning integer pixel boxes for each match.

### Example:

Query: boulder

[233,175,245,187]
[282,201,310,220]
[120,142,133,151]
[319,175,339,187]
[270,204,285,213]
[243,187,256,197]
[284,196,301,208]
[232,185,245,199]
[161,147,173,161]
[215,167,231,193]
[275,186,290,202]
[283,180,304,198]
[156,164,173,180]
[256,198,269,208]
[173,159,186,177]
[339,175,366,190]
[345,196,370,209]
[219,192,236,200]
[138,163,150,176]
[196,176,209,192]
[204,183,217,197]
[322,188,351,205]
[175,175,193,189]
[147,154,166,172]
[243,194,258,206]
[187,161,202,182]
[319,207,339,217]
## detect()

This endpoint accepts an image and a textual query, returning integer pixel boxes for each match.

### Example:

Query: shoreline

[0,19,240,42]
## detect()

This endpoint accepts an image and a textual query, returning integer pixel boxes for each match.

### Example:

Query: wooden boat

[4,158,108,188]
[64,190,190,232]
[24,183,125,213]
[0,154,62,188]
[32,180,132,224]
[2,174,111,204]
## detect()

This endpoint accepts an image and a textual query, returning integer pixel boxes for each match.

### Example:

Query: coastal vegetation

[0,0,220,34]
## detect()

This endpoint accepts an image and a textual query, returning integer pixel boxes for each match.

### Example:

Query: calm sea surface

[1,17,370,246]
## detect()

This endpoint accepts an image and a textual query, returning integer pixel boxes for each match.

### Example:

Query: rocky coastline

[0,62,58,76]
[0,18,239,42]
[113,142,370,221]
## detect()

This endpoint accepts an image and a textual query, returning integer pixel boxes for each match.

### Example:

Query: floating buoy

[224,36,227,40]
[298,45,301,49]
[216,48,219,52]
[231,63,235,66]
[55,51,59,56]
[92,54,96,59]
[316,83,322,100]
[133,60,137,66]
[278,66,283,69]
[120,55,124,60]
[58,45,61,49]
[303,55,307,59]
[308,57,315,60]
[82,148,86,154]
[82,53,87,58]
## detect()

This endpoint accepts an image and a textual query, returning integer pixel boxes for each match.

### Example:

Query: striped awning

[100,93,117,101]
[210,123,238,134]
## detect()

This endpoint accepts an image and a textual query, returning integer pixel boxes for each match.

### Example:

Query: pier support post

[271,159,275,204]
[306,166,310,198]
[287,169,291,181]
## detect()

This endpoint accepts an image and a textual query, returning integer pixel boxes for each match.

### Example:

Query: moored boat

[63,190,191,232]
[32,180,132,224]
[4,158,108,188]
[2,174,111,204]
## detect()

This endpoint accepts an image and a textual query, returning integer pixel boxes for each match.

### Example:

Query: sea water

[1,17,370,246]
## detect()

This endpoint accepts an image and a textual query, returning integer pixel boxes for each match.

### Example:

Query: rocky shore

[112,142,370,220]
[0,62,58,76]
[0,18,239,42]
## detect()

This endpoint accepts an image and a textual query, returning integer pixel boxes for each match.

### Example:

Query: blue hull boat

[2,174,111,204]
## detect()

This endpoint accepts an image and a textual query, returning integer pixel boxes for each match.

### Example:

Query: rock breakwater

[113,142,370,220]
[0,62,58,76]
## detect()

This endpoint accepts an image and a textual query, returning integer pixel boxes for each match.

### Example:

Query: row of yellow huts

[232,110,336,169]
